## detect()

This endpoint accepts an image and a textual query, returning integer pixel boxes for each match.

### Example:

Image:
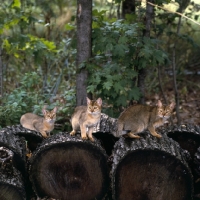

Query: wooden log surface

[111,132,193,200]
[0,146,26,200]
[160,124,200,199]
[0,128,27,175]
[29,132,110,200]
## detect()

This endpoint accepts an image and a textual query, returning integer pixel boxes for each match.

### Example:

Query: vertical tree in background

[76,0,92,106]
[138,0,154,104]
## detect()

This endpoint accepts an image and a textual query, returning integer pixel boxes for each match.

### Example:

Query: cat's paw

[70,131,75,136]
[155,134,162,138]
[81,136,88,140]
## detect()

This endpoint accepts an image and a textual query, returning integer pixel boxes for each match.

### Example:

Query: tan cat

[70,97,102,142]
[117,100,175,138]
[20,106,57,138]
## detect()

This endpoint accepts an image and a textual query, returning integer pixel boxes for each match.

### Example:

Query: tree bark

[111,133,193,200]
[138,0,154,104]
[76,0,92,106]
[29,132,109,200]
[0,147,26,200]
[122,0,135,18]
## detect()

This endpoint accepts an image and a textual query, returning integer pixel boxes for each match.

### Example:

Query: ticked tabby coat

[117,100,175,138]
[20,106,57,138]
[70,97,102,142]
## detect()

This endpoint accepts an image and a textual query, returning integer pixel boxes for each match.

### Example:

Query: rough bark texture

[76,0,92,106]
[29,132,109,200]
[0,146,26,199]
[1,125,43,151]
[0,128,27,174]
[111,132,193,200]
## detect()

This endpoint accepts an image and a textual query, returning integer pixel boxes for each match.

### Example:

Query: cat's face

[87,97,102,114]
[43,107,57,123]
[157,100,175,119]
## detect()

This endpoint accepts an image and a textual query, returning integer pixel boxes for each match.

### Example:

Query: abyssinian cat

[117,100,175,138]
[20,106,57,138]
[70,97,102,142]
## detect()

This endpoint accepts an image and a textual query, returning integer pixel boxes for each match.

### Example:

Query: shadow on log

[29,132,109,200]
[111,133,193,200]
[0,146,26,200]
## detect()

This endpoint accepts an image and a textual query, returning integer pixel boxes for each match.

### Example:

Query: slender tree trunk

[122,0,135,18]
[76,0,92,106]
[138,0,154,104]
[0,48,3,97]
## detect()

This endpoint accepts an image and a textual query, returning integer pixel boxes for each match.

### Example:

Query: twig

[146,1,200,26]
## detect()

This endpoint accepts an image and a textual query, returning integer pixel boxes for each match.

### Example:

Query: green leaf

[65,24,75,31]
[12,0,21,8]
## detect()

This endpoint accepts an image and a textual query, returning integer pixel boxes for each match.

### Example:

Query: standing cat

[20,106,57,138]
[70,97,102,142]
[117,100,175,138]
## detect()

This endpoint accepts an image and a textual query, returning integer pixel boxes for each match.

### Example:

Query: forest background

[0,0,199,132]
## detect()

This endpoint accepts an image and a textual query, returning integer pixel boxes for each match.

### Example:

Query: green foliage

[87,10,168,110]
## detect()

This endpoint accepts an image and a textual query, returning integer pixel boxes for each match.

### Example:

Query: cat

[117,100,175,138]
[20,106,57,138]
[70,97,102,142]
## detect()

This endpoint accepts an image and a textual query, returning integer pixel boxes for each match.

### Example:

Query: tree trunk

[76,0,92,106]
[29,132,109,200]
[111,133,193,200]
[122,0,135,18]
[138,0,154,104]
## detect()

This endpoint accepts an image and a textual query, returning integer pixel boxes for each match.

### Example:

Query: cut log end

[0,184,25,200]
[30,133,109,200]
[114,150,192,200]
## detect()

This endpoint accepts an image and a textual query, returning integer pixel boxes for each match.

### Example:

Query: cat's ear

[86,97,91,105]
[96,98,102,106]
[157,100,162,108]
[42,108,47,115]
[53,107,58,113]
[169,102,175,110]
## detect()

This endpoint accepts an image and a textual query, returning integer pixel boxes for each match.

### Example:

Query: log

[0,128,26,174]
[3,125,43,151]
[0,146,26,200]
[161,124,200,198]
[29,132,110,200]
[194,147,200,199]
[162,124,200,157]
[111,132,193,200]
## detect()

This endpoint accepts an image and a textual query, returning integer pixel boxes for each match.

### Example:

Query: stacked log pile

[0,114,199,199]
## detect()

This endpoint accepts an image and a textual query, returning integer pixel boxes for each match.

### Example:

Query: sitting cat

[70,97,102,142]
[20,106,57,138]
[117,100,175,138]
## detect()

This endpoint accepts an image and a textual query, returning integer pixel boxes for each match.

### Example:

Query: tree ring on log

[29,132,109,200]
[111,133,193,200]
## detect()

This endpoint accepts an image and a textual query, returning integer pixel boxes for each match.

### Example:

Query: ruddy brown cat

[70,97,102,142]
[117,100,175,138]
[20,106,57,138]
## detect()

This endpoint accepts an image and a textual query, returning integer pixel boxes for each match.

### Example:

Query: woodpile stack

[0,114,199,200]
